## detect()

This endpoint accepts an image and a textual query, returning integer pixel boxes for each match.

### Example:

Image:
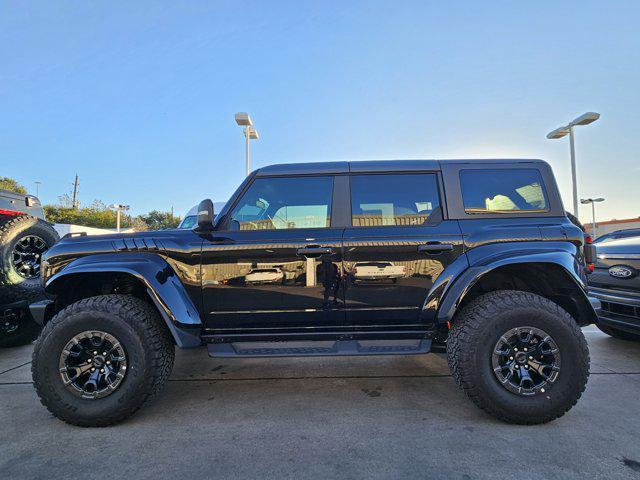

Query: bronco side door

[342,166,465,330]
[200,173,348,333]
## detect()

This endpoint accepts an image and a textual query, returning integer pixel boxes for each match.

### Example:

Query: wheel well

[457,263,596,326]
[46,272,176,343]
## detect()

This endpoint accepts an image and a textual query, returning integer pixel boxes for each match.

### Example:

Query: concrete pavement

[1,326,639,479]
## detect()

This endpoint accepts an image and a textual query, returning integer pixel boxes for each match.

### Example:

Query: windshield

[594,231,640,243]
[179,215,197,229]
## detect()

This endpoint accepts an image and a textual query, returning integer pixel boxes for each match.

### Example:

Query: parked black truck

[1,189,59,347]
[589,237,640,341]
[30,160,598,426]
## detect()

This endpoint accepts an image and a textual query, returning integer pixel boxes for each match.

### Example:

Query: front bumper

[589,286,640,334]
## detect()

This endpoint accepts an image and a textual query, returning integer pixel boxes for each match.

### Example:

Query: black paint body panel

[38,159,597,349]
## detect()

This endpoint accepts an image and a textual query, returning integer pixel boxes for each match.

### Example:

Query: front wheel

[32,295,175,427]
[447,290,590,425]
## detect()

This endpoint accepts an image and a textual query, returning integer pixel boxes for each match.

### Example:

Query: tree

[43,197,178,231]
[135,210,181,230]
[0,177,27,195]
[44,201,132,229]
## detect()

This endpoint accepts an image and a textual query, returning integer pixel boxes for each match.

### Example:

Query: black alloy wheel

[11,234,48,279]
[492,326,561,396]
[58,330,128,399]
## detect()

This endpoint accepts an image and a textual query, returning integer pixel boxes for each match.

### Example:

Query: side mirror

[197,199,214,231]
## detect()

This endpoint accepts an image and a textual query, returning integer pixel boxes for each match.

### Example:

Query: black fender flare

[45,253,202,348]
[430,242,597,327]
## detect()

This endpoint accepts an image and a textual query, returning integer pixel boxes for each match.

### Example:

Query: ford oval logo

[608,265,636,279]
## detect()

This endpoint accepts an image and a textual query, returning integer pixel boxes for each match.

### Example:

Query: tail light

[584,234,596,274]
[0,209,25,217]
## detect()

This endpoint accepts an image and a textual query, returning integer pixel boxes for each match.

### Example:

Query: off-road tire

[0,306,41,348]
[32,295,175,427]
[0,215,59,305]
[447,290,590,425]
[597,323,640,342]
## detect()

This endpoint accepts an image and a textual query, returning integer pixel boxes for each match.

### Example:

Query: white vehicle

[244,267,284,285]
[352,262,406,283]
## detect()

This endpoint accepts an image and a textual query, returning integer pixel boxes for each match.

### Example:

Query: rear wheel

[0,306,41,347]
[447,290,590,424]
[0,215,59,305]
[597,323,640,342]
[32,295,175,427]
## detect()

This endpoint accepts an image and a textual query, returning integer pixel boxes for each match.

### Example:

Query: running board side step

[207,339,432,357]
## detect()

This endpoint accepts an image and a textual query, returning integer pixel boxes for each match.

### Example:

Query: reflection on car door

[343,173,464,329]
[201,175,346,332]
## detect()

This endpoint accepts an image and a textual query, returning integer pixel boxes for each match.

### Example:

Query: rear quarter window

[459,169,549,214]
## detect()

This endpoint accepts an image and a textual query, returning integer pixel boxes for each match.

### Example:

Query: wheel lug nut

[523,348,528,352]
[514,365,519,369]
[529,356,533,360]
[509,356,514,360]
[514,348,518,352]
[100,369,105,373]
[102,352,106,355]
[87,359,92,364]
[93,351,97,355]
[91,367,95,372]
[524,365,529,369]
[106,361,111,365]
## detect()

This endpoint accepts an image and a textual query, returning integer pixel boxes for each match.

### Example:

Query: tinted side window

[459,169,549,214]
[229,176,333,230]
[350,173,440,227]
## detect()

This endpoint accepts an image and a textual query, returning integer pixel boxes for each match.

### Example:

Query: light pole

[110,204,130,232]
[547,112,600,217]
[34,181,41,197]
[235,113,259,176]
[580,197,604,239]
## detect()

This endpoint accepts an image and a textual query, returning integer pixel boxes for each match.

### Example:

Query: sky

[1,1,639,223]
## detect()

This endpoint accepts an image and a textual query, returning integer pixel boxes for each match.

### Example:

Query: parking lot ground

[1,326,640,479]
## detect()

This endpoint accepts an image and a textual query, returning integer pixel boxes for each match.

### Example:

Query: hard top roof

[255,159,546,176]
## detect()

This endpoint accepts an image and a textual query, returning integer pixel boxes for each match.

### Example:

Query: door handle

[297,246,333,256]
[417,243,454,253]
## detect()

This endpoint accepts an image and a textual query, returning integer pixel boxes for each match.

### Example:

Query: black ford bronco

[30,160,598,427]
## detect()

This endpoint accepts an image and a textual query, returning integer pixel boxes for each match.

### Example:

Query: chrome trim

[597,253,640,260]
[208,306,418,315]
[589,288,640,307]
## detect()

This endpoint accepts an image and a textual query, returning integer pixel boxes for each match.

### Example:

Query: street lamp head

[580,197,605,204]
[570,112,600,127]
[235,112,253,127]
[110,204,130,210]
[546,126,570,139]
[244,127,259,140]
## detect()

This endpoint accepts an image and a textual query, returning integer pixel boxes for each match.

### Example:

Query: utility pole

[72,174,79,209]
[34,181,41,197]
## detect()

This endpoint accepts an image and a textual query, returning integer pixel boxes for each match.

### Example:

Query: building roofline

[595,217,640,226]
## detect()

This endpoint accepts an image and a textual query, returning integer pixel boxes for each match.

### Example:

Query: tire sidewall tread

[32,294,174,427]
[447,290,590,425]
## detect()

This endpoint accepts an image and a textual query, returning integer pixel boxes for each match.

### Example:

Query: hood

[596,237,640,257]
